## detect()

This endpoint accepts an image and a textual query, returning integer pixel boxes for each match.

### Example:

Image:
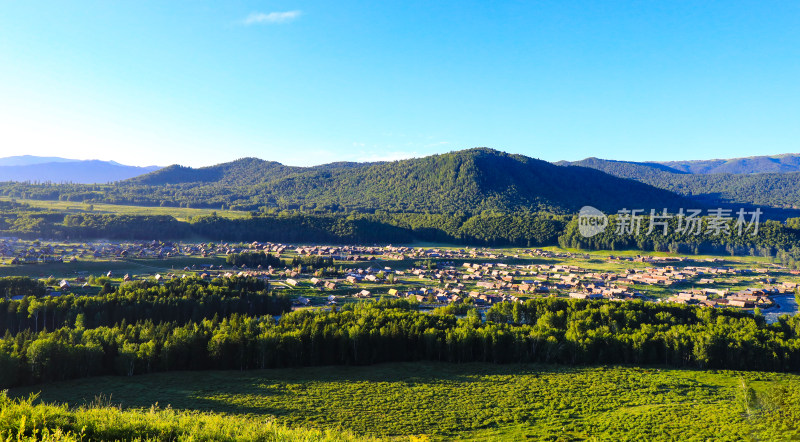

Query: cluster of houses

[0,238,248,263]
[113,245,800,313]
[3,238,798,315]
[288,244,562,262]
[665,281,797,308]
[275,251,797,312]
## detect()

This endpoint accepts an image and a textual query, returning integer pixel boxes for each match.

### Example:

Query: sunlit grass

[0,196,250,221]
[12,362,800,441]
[0,391,371,442]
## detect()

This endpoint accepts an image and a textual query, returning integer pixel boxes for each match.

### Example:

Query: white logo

[578,206,607,238]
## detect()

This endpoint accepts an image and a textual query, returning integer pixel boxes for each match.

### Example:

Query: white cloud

[243,10,302,25]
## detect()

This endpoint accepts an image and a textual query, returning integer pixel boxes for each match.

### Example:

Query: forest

[0,277,291,336]
[6,200,800,260]
[0,200,571,246]
[559,214,800,255]
[3,285,800,389]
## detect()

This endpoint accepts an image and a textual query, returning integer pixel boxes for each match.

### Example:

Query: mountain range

[0,156,161,183]
[559,156,800,210]
[2,150,800,215]
[557,153,800,175]
[656,153,800,174]
[120,148,692,213]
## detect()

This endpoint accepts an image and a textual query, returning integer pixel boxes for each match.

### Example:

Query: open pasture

[0,196,250,222]
[14,362,800,441]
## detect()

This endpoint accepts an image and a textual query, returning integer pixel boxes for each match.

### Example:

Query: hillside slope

[565,157,800,209]
[128,157,301,186]
[115,148,692,213]
[0,148,693,213]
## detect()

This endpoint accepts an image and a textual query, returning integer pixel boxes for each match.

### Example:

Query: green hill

[1,148,692,213]
[234,147,691,213]
[128,157,302,186]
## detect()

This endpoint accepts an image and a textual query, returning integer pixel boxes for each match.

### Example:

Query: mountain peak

[114,147,692,213]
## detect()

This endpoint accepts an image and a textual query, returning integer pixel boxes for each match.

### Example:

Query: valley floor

[12,362,800,441]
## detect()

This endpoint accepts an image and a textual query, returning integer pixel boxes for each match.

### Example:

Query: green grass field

[0,256,228,279]
[1,392,371,442]
[0,197,250,221]
[12,363,800,441]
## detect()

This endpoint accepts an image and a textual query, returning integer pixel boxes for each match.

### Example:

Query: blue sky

[1,1,798,167]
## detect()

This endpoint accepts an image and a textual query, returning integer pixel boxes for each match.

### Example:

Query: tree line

[0,277,290,336]
[3,297,800,388]
[558,214,800,256]
[0,206,569,246]
[4,199,800,251]
[225,251,283,268]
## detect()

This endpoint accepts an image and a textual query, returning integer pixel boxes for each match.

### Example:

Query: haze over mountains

[558,153,800,175]
[657,153,800,174]
[0,156,161,183]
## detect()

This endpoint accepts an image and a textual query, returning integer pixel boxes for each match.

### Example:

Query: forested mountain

[1,148,692,213]
[0,158,160,184]
[128,157,301,186]
[563,157,800,209]
[659,153,800,174]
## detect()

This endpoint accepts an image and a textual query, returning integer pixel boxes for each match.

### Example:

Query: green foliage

[12,364,800,440]
[558,213,800,254]
[226,251,282,268]
[0,202,572,246]
[291,255,334,270]
[63,214,187,240]
[0,276,291,337]
[0,391,368,441]
[4,298,800,389]
[0,276,47,298]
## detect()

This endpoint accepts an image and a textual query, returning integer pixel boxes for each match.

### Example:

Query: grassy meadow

[1,392,371,442]
[0,256,228,279]
[12,362,800,441]
[0,196,250,222]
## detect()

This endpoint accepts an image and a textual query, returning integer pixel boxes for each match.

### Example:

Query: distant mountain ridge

[560,156,800,210]
[655,153,800,174]
[0,155,81,167]
[5,149,800,212]
[557,153,800,176]
[1,148,693,214]
[0,156,161,184]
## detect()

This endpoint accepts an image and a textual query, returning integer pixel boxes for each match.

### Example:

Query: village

[0,237,798,317]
